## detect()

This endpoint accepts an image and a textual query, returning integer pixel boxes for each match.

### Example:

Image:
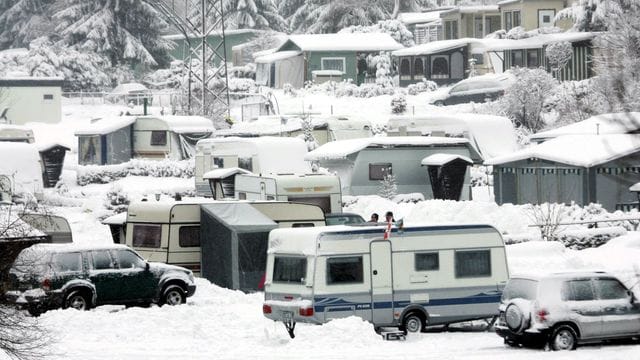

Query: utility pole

[149,0,230,118]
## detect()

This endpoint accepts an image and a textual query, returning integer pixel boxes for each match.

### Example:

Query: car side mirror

[628,290,637,304]
[145,262,150,271]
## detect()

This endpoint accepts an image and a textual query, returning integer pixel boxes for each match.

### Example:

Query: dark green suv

[6,243,196,316]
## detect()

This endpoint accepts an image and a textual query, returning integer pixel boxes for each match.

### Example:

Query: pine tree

[379,173,398,200]
[556,0,607,32]
[223,0,286,31]
[288,0,387,34]
[0,0,55,49]
[53,0,172,67]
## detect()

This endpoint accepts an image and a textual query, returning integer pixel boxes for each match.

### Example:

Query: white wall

[0,82,62,124]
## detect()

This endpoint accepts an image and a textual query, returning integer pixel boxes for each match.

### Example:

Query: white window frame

[321,57,346,73]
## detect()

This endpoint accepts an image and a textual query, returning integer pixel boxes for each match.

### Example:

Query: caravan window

[327,256,363,285]
[132,224,162,248]
[415,252,439,271]
[150,131,167,146]
[178,226,200,247]
[273,256,307,284]
[455,250,491,278]
[369,163,392,181]
[213,157,224,168]
[238,157,253,171]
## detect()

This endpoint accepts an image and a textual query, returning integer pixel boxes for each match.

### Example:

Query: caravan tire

[402,313,425,334]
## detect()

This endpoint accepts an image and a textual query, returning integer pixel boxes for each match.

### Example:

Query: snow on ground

[4,96,640,359]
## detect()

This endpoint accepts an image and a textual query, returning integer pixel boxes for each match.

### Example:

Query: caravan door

[370,241,394,325]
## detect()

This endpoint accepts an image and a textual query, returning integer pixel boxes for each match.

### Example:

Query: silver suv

[495,271,640,350]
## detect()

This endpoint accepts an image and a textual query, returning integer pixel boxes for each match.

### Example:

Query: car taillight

[262,304,272,314]
[299,307,313,317]
[41,278,51,291]
[536,309,549,322]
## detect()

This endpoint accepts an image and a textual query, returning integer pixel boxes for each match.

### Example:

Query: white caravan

[234,173,342,214]
[194,137,311,196]
[124,199,325,276]
[263,224,509,337]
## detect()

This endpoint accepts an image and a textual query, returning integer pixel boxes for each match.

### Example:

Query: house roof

[440,5,499,16]
[254,50,301,63]
[392,38,477,56]
[203,167,252,180]
[485,134,640,167]
[483,32,597,51]
[304,136,482,162]
[397,11,447,25]
[279,33,403,52]
[530,112,640,142]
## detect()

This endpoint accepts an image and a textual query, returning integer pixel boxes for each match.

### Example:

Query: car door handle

[604,307,615,312]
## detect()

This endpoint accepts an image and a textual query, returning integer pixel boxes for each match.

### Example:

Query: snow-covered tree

[556,0,607,31]
[545,41,573,80]
[288,0,387,34]
[500,68,558,132]
[593,0,640,112]
[378,173,398,200]
[53,0,172,67]
[391,93,407,114]
[223,0,286,31]
[339,19,414,47]
[300,115,319,151]
[369,52,394,88]
[0,0,55,49]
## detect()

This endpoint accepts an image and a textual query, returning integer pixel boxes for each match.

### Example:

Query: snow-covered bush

[373,52,394,88]
[557,227,627,250]
[228,78,258,93]
[544,79,608,125]
[500,68,558,132]
[76,159,195,186]
[406,79,437,95]
[283,83,297,96]
[391,94,407,114]
[304,80,396,98]
[144,60,184,89]
[105,185,130,214]
[545,41,573,79]
[505,26,528,40]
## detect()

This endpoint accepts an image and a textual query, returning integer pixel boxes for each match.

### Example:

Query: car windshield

[502,278,538,301]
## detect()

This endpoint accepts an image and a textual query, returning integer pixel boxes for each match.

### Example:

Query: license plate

[282,311,293,321]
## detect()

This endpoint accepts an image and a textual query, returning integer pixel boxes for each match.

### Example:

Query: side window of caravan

[455,250,491,278]
[327,256,363,285]
[415,252,439,271]
[178,226,200,247]
[238,157,253,171]
[150,131,167,146]
[273,256,307,284]
[132,224,162,248]
[213,157,224,168]
[369,163,392,181]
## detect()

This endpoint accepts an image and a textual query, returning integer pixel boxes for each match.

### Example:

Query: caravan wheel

[402,313,425,333]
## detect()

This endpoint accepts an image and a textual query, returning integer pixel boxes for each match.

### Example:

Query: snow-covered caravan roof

[397,11,446,25]
[197,136,311,173]
[216,115,370,137]
[393,38,477,56]
[0,124,34,142]
[138,115,215,134]
[387,114,519,158]
[530,112,640,142]
[203,167,252,180]
[280,33,403,52]
[485,134,640,167]
[126,198,217,223]
[483,32,597,51]
[440,5,499,14]
[254,50,302,63]
[304,136,482,161]
[74,116,137,136]
[268,225,378,256]
[0,142,43,196]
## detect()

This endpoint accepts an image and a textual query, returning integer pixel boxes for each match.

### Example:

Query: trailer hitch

[283,319,296,339]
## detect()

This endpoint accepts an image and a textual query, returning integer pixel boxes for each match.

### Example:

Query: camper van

[234,173,342,214]
[194,137,311,197]
[124,199,325,291]
[263,224,509,337]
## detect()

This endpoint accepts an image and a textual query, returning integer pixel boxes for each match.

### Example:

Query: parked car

[495,271,640,350]
[106,83,153,106]
[429,73,515,106]
[6,243,196,316]
[324,212,366,226]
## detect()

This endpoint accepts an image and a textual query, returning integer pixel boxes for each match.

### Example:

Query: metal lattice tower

[151,0,230,118]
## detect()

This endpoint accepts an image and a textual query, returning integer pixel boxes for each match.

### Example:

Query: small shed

[422,154,473,200]
[254,50,304,88]
[200,202,278,292]
[38,143,70,187]
[258,33,403,88]
[0,77,62,125]
[487,134,640,211]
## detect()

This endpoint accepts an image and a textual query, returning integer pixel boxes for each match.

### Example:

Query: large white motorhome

[263,224,509,338]
[124,199,325,291]
[194,137,311,196]
[234,173,342,214]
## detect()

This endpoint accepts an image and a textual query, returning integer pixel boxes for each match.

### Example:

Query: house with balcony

[440,5,502,40]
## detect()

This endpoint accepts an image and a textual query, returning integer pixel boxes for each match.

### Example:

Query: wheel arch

[552,321,581,339]
[399,305,428,325]
[61,280,97,306]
